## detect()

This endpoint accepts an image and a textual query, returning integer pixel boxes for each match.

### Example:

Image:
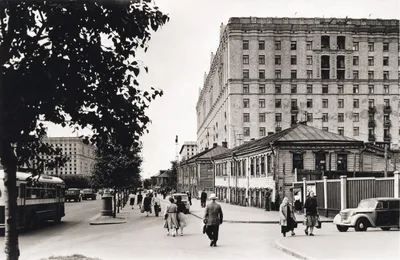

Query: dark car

[65,188,82,202]
[82,188,97,200]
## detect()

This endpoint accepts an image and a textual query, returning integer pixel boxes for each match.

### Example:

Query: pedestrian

[204,193,223,247]
[186,191,192,206]
[137,191,143,209]
[279,197,297,237]
[143,193,152,217]
[129,191,136,209]
[175,196,188,236]
[294,192,302,214]
[152,193,161,217]
[162,190,166,199]
[304,191,318,236]
[164,197,178,237]
[200,189,207,208]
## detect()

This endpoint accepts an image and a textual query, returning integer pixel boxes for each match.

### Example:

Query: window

[368,71,374,80]
[275,113,282,122]
[338,127,344,136]
[368,85,374,94]
[322,99,328,108]
[338,99,344,108]
[353,85,359,94]
[244,127,250,136]
[383,57,389,66]
[353,70,359,79]
[293,153,304,170]
[243,113,250,122]
[259,55,265,64]
[307,99,313,108]
[368,99,375,107]
[337,36,345,49]
[307,56,313,65]
[368,42,374,52]
[338,113,344,122]
[275,70,281,79]
[243,84,249,93]
[259,41,265,50]
[259,84,265,94]
[306,41,312,50]
[259,113,266,122]
[275,99,282,108]
[307,85,313,94]
[291,41,297,50]
[383,42,389,52]
[260,127,266,137]
[338,85,344,94]
[307,70,313,79]
[259,70,265,79]
[259,99,265,108]
[275,55,281,65]
[275,85,281,93]
[337,154,347,171]
[243,55,249,64]
[353,56,359,66]
[243,99,249,108]
[291,70,297,79]
[243,40,249,50]
[322,113,328,122]
[291,84,297,94]
[322,85,328,94]
[291,55,297,65]
[384,85,389,94]
[243,69,249,79]
[322,127,329,132]
[321,36,330,49]
[307,113,313,122]
[275,41,281,50]
[383,71,389,80]
[353,42,359,51]
[353,127,359,136]
[353,99,359,108]
[368,56,374,66]
[353,113,359,122]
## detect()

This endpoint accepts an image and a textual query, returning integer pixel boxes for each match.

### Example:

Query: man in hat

[204,193,223,247]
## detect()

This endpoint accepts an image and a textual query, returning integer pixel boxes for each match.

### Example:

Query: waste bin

[101,191,113,216]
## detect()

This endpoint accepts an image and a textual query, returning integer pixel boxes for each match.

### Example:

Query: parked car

[65,188,82,202]
[82,188,97,200]
[172,193,190,213]
[333,197,400,232]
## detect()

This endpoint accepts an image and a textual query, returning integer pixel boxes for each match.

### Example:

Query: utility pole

[384,144,388,177]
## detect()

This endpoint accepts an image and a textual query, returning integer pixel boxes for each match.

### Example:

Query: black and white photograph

[0,0,399,259]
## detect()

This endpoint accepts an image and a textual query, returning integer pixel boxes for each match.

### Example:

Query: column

[323,176,328,217]
[340,175,347,210]
[302,177,307,204]
[394,171,399,198]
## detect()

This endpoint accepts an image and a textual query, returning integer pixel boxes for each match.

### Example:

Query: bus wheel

[54,216,62,224]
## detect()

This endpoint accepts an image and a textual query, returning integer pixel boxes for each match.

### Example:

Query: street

[1,198,295,260]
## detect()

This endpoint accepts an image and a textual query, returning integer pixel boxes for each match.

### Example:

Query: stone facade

[179,141,198,161]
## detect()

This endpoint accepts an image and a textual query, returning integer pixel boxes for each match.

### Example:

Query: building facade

[179,141,198,161]
[196,17,400,152]
[212,123,396,208]
[42,137,96,176]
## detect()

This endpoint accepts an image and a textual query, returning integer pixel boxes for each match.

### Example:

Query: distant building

[151,170,170,189]
[179,141,198,161]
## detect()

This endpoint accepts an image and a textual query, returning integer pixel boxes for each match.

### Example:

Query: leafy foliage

[61,175,91,189]
[143,178,152,189]
[167,160,178,189]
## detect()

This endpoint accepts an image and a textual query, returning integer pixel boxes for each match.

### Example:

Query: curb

[89,212,128,225]
[274,238,316,260]
[190,212,333,224]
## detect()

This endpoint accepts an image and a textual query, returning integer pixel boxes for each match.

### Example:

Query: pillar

[394,171,399,198]
[323,176,328,217]
[340,175,347,210]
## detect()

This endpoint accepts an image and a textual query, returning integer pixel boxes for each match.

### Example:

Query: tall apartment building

[179,141,198,161]
[42,137,96,176]
[196,17,399,152]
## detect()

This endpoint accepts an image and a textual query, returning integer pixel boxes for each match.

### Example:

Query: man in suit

[204,193,223,247]
[200,189,207,208]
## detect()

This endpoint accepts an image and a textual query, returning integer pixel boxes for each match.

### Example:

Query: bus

[0,170,65,230]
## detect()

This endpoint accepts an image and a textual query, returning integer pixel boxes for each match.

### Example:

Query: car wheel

[354,218,369,232]
[381,227,391,231]
[336,225,349,232]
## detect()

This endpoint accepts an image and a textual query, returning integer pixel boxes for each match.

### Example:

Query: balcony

[384,106,392,114]
[291,106,299,113]
[384,135,391,142]
[384,120,391,127]
[368,119,376,127]
[368,106,376,114]
[368,135,376,142]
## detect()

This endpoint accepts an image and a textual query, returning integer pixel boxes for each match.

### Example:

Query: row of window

[215,156,272,177]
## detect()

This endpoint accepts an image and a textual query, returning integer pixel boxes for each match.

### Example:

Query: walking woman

[304,191,318,236]
[129,191,136,209]
[175,196,188,236]
[279,197,296,237]
[137,192,143,209]
[164,197,178,237]
[143,193,152,217]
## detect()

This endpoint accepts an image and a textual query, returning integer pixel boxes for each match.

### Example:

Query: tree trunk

[1,142,20,260]
[113,189,116,218]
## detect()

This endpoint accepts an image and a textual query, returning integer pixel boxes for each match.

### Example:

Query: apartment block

[179,141,198,161]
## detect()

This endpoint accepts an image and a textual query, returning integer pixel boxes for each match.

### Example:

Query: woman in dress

[304,191,318,236]
[129,191,136,209]
[175,196,188,236]
[143,193,152,217]
[279,197,296,237]
[164,197,178,237]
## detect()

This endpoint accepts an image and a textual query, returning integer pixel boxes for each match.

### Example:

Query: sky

[45,0,400,178]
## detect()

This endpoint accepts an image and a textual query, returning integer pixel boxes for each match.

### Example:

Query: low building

[179,141,198,161]
[151,170,170,189]
[212,123,395,209]
[177,142,229,198]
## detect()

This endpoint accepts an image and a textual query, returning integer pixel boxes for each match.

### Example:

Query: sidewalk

[89,209,129,225]
[162,197,333,224]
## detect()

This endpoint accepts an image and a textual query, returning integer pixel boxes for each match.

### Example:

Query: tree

[167,160,178,190]
[0,1,169,259]
[143,178,152,189]
[62,175,91,189]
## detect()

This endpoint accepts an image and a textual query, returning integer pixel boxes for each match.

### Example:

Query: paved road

[1,198,296,260]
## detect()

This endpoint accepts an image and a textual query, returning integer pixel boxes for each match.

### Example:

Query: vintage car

[172,193,190,213]
[65,188,82,202]
[82,188,97,200]
[333,197,400,232]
